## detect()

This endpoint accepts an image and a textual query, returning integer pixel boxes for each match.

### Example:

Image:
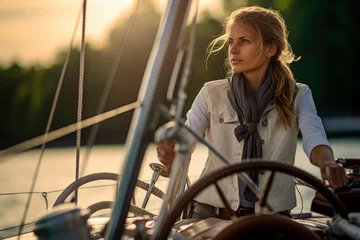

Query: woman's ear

[266,44,278,58]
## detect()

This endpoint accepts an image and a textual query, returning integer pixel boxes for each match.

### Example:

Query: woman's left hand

[320,161,348,189]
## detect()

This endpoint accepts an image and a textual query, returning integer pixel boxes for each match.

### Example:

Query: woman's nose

[229,44,239,55]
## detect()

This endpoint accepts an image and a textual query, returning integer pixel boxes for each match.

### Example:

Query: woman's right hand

[156,141,175,167]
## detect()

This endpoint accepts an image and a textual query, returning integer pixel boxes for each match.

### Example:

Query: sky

[0,0,224,66]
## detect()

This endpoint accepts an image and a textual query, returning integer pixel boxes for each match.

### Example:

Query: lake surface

[0,138,359,234]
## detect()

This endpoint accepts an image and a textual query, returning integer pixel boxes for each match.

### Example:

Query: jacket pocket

[213,106,238,124]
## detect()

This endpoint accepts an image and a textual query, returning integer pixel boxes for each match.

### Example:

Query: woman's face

[227,22,271,74]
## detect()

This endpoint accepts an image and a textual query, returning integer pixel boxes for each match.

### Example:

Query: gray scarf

[228,67,276,203]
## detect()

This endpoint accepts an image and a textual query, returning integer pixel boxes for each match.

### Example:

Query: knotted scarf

[228,67,276,203]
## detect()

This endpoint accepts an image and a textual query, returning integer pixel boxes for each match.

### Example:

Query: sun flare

[87,0,134,41]
[0,0,223,65]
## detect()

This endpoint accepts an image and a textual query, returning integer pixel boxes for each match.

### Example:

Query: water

[0,138,359,233]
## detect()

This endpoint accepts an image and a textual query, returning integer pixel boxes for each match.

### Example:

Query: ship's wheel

[53,172,164,217]
[156,161,348,240]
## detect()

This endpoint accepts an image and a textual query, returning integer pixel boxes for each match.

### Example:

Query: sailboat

[1,0,360,239]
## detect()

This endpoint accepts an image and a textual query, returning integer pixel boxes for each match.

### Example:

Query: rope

[80,0,140,178]
[75,0,87,205]
[129,204,156,217]
[15,2,84,238]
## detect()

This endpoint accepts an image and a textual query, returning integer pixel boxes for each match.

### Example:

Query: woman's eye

[241,39,250,44]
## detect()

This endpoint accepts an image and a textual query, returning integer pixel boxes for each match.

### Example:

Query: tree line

[0,0,358,149]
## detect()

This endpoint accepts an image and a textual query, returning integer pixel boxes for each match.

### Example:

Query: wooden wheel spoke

[259,171,276,210]
[214,182,238,222]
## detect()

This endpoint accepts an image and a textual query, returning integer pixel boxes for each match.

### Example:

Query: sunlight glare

[0,0,135,65]
[0,0,225,65]
[88,0,134,43]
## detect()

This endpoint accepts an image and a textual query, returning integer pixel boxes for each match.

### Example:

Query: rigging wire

[173,0,199,122]
[0,101,140,159]
[2,1,143,232]
[2,0,315,237]
[1,178,176,234]
[74,0,88,205]
[0,184,118,196]
[15,1,84,237]
[1,221,36,235]
[148,1,200,238]
[0,184,118,233]
[80,0,140,178]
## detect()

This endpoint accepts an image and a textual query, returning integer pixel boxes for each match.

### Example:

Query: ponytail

[271,59,296,128]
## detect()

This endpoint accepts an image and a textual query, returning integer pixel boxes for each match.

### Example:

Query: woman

[157,6,347,219]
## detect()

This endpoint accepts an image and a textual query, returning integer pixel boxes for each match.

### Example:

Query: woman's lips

[231,60,243,64]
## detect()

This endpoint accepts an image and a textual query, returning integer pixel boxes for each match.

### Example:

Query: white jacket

[191,79,310,213]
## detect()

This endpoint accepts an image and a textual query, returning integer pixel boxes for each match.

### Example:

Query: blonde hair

[207,6,299,128]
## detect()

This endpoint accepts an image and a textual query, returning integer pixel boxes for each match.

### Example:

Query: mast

[105,0,192,239]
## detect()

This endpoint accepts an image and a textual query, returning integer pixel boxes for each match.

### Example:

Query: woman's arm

[310,145,347,189]
[298,87,347,189]
[157,87,209,167]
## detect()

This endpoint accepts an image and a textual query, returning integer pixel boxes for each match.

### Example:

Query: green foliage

[0,0,358,148]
